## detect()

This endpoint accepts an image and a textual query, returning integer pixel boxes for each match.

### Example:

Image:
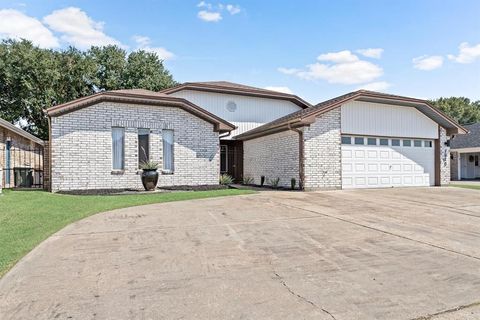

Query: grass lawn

[449,184,480,190]
[0,188,254,277]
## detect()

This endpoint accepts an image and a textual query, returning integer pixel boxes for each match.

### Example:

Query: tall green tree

[430,97,480,125]
[0,40,177,139]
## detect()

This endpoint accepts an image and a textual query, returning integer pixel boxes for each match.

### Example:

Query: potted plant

[139,160,159,191]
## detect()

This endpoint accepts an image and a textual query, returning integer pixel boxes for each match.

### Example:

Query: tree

[430,97,480,125]
[0,40,177,139]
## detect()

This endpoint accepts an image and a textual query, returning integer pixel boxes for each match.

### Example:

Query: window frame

[379,138,389,146]
[162,129,174,173]
[403,139,412,147]
[341,136,352,145]
[138,128,150,168]
[354,137,365,145]
[367,137,377,146]
[111,127,125,171]
[391,139,400,147]
[424,140,433,148]
[414,140,422,147]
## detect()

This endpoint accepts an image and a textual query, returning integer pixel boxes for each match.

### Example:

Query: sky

[0,0,479,104]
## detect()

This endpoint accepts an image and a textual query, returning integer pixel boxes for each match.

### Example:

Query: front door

[220,141,243,182]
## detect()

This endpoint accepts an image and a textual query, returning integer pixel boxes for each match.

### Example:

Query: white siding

[341,101,439,139]
[169,90,303,138]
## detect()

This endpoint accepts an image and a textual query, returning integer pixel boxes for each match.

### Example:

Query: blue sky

[0,0,479,104]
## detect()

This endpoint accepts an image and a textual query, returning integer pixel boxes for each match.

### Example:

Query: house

[234,90,466,190]
[160,81,312,181]
[46,83,466,192]
[46,89,235,192]
[450,123,480,180]
[0,117,45,189]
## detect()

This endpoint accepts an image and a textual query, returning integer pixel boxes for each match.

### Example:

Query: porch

[451,149,480,180]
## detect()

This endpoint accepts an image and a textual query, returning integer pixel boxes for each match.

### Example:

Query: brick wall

[50,102,220,192]
[243,130,299,188]
[303,108,342,190]
[439,127,451,185]
[450,151,459,181]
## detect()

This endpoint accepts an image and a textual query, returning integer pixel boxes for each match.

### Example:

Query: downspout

[219,131,231,139]
[288,123,305,190]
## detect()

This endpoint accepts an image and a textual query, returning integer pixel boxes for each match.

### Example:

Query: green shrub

[219,174,234,185]
[139,160,159,170]
[242,176,254,185]
[291,178,296,190]
[269,177,280,188]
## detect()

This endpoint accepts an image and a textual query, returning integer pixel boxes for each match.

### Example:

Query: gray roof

[0,118,44,145]
[451,123,480,149]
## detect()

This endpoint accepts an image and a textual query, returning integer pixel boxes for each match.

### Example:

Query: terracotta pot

[141,169,159,191]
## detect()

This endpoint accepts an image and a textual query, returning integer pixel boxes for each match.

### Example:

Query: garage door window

[354,137,364,145]
[367,138,377,145]
[403,140,412,147]
[379,138,389,146]
[392,139,400,146]
[424,140,432,147]
[341,136,352,144]
[414,140,422,147]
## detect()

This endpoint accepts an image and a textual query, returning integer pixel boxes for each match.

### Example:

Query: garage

[341,135,435,188]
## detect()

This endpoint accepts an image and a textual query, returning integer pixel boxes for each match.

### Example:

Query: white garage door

[341,136,435,189]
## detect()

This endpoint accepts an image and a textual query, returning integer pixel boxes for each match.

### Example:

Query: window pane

[162,130,174,171]
[403,139,411,147]
[354,137,364,145]
[414,140,422,147]
[367,138,377,145]
[392,139,400,146]
[341,136,351,144]
[379,138,389,146]
[112,127,125,170]
[138,128,150,166]
[220,145,228,172]
[424,140,432,147]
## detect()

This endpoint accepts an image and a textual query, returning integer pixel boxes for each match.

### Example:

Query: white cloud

[280,50,383,85]
[264,86,293,94]
[448,42,480,64]
[43,7,122,49]
[412,55,443,70]
[356,81,391,92]
[357,48,383,59]
[0,9,59,48]
[198,10,222,22]
[317,50,359,63]
[226,4,241,15]
[132,35,174,60]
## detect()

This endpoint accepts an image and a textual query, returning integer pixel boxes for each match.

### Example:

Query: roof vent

[226,101,237,112]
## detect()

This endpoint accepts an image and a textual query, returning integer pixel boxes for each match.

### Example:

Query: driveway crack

[410,301,480,319]
[273,272,337,320]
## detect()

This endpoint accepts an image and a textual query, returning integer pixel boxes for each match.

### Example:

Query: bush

[219,174,234,185]
[291,178,296,190]
[268,177,280,188]
[139,160,159,170]
[260,176,266,186]
[242,176,254,185]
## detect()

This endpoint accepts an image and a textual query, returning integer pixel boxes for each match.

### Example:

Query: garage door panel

[342,137,435,189]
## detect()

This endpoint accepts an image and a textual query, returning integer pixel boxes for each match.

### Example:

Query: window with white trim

[112,127,125,170]
[341,136,352,144]
[162,129,174,172]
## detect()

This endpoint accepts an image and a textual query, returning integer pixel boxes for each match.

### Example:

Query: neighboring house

[46,83,466,192]
[0,118,45,189]
[235,90,466,190]
[450,123,480,180]
[46,89,235,192]
[161,81,312,181]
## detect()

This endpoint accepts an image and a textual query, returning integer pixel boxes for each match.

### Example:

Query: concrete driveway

[2,187,480,320]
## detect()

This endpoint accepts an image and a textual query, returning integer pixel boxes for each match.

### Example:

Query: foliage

[139,160,159,170]
[268,177,280,188]
[430,97,480,125]
[0,188,254,276]
[291,178,296,190]
[0,40,177,139]
[219,174,234,185]
[242,176,254,185]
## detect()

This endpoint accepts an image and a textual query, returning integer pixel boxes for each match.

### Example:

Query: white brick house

[46,89,235,192]
[46,83,466,192]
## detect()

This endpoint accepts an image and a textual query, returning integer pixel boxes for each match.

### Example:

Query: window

[5,140,11,184]
[367,138,377,146]
[476,155,479,167]
[112,127,125,170]
[220,145,228,172]
[138,128,150,167]
[424,140,432,148]
[403,139,412,147]
[341,136,352,144]
[162,129,174,172]
[392,139,400,146]
[414,140,422,147]
[354,137,364,145]
[379,138,389,146]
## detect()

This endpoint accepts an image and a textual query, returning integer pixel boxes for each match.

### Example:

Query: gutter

[288,123,305,190]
